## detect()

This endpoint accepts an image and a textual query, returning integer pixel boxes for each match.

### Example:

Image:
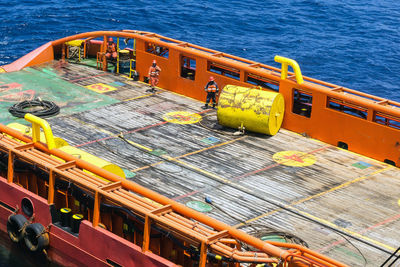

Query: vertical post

[31,123,41,143]
[280,62,288,80]
[103,36,108,71]
[199,242,207,267]
[7,150,14,183]
[83,41,87,59]
[142,215,151,252]
[92,191,101,227]
[117,37,120,74]
[48,170,55,204]
[61,43,66,62]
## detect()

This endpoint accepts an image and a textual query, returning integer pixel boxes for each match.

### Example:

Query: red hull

[0,176,176,267]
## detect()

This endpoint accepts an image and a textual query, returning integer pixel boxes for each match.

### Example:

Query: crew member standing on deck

[202,76,219,109]
[105,37,118,73]
[147,60,161,93]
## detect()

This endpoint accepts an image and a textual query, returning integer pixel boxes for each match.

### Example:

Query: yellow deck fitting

[217,85,285,135]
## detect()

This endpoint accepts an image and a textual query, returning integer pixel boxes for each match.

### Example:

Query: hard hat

[152,60,157,64]
[209,76,215,81]
[108,37,113,42]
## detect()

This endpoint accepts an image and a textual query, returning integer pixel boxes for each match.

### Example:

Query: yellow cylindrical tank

[217,85,285,135]
[6,123,69,148]
[57,146,126,179]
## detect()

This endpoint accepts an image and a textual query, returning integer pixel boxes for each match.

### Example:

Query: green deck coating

[185,201,213,212]
[352,161,372,169]
[75,57,98,68]
[0,65,118,125]
[260,235,287,243]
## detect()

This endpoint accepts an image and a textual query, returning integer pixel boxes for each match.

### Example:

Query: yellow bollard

[274,55,304,84]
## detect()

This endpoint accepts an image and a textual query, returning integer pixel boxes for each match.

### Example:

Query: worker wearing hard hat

[147,60,161,93]
[105,37,118,73]
[202,76,219,109]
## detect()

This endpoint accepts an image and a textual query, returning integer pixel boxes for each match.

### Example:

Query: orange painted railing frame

[0,124,348,267]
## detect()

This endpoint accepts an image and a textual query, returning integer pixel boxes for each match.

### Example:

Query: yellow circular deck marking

[398,199,400,207]
[273,150,316,167]
[163,111,201,124]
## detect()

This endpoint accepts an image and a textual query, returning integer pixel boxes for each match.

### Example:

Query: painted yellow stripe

[293,165,394,204]
[236,166,393,227]
[171,157,242,186]
[122,137,153,152]
[235,166,395,251]
[124,137,245,188]
[70,117,115,136]
[131,136,246,172]
[291,206,396,252]
[123,90,163,102]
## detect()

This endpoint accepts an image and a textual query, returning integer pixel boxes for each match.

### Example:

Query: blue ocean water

[1,0,400,101]
[0,0,399,265]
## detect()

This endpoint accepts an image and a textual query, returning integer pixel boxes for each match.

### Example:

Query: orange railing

[0,121,347,267]
[34,30,399,167]
[2,30,399,166]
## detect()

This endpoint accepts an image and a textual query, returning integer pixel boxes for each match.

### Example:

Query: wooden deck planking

[20,61,400,266]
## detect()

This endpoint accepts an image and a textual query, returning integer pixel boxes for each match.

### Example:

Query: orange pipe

[0,124,349,266]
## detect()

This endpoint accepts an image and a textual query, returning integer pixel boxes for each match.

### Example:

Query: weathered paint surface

[0,63,118,124]
[217,85,284,135]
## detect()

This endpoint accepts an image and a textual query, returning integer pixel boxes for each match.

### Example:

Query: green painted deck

[0,60,399,266]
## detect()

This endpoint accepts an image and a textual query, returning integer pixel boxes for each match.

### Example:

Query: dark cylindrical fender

[7,214,28,243]
[24,223,49,252]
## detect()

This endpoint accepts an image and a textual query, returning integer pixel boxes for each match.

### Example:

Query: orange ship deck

[0,60,397,266]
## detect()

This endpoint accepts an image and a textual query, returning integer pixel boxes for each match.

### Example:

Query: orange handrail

[0,123,348,267]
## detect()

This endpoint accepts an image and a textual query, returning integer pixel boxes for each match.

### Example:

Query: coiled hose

[8,98,60,118]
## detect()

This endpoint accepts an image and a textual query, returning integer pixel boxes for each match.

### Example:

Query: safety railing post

[199,242,207,267]
[102,36,107,71]
[7,150,14,183]
[93,191,101,227]
[142,215,151,252]
[48,170,55,204]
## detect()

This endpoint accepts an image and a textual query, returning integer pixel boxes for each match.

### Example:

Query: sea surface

[0,0,399,266]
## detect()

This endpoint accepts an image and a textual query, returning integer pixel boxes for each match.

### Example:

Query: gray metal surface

[37,61,400,266]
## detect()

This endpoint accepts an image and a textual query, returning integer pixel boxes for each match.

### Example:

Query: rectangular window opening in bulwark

[327,97,367,119]
[208,62,240,80]
[181,56,196,80]
[246,73,279,92]
[374,112,400,130]
[145,42,169,58]
[293,89,312,118]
